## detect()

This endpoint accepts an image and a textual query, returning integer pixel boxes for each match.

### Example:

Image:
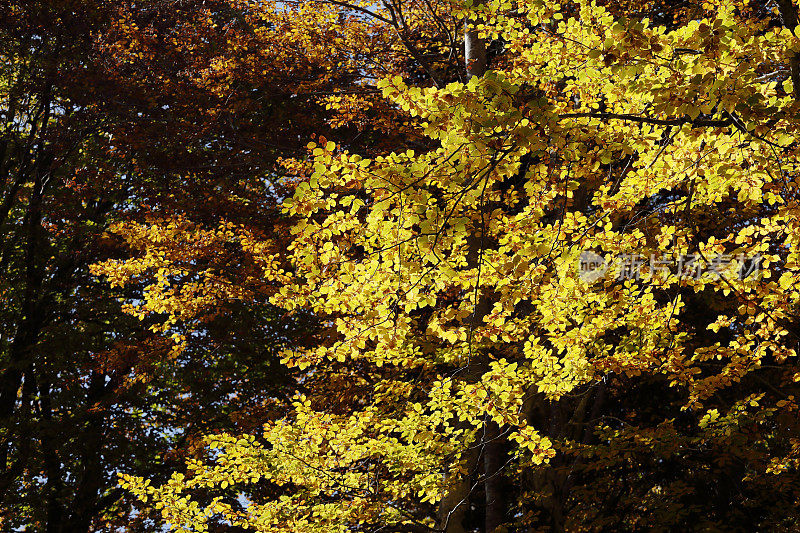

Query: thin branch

[559,112,732,128]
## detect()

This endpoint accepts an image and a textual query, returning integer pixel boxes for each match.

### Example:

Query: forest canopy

[2,0,800,531]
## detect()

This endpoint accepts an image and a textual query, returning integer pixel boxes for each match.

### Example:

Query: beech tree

[0,0,343,529]
[114,0,800,531]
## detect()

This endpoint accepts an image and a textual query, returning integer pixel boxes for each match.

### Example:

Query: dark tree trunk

[483,420,507,532]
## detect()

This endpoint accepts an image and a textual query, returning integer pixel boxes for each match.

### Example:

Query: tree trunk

[778,0,800,102]
[483,420,507,532]
[438,444,481,533]
[464,7,487,80]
